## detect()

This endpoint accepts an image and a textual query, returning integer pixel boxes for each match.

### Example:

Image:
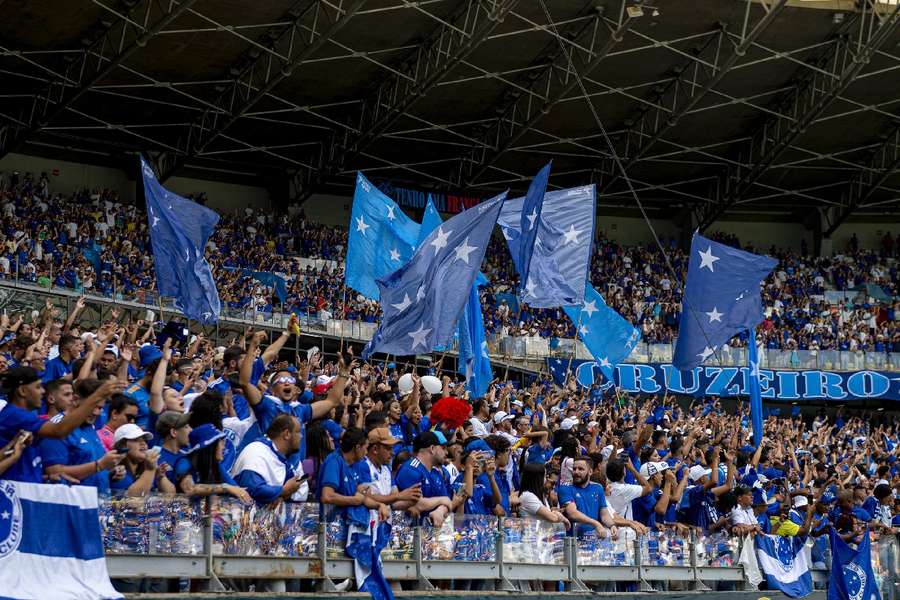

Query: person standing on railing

[395,430,454,527]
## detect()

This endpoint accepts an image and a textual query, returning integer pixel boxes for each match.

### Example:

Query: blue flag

[498,184,595,307]
[563,282,641,380]
[224,268,288,304]
[346,521,394,600]
[82,242,102,273]
[363,193,506,358]
[417,195,443,247]
[345,172,421,300]
[141,156,221,324]
[673,233,777,371]
[0,481,123,599]
[518,162,551,291]
[755,534,812,598]
[829,527,881,600]
[748,327,763,448]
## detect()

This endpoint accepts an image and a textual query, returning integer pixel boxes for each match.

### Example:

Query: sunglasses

[273,376,296,385]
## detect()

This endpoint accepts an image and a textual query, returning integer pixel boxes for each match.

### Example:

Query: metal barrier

[95,494,900,594]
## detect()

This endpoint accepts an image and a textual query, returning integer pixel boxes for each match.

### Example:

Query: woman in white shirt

[518,463,569,528]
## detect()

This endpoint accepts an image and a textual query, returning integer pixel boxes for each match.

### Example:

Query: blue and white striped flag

[755,534,812,598]
[0,481,121,600]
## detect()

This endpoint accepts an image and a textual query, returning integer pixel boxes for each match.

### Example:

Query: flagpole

[338,286,347,355]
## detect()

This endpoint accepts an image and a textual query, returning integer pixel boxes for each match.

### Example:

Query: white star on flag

[453,237,477,264]
[749,360,760,379]
[525,278,536,296]
[430,227,451,252]
[389,248,401,262]
[391,293,412,312]
[598,357,611,368]
[408,323,431,350]
[698,246,719,272]
[563,224,581,245]
[355,216,370,236]
[386,204,396,220]
[526,208,538,230]
[481,341,490,359]
[579,325,589,335]
[465,360,474,382]
[705,306,723,323]
[581,300,598,317]
[697,345,716,361]
[416,283,426,302]
[151,216,160,228]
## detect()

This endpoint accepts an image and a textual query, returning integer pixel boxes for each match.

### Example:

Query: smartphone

[295,473,310,482]
[116,447,128,455]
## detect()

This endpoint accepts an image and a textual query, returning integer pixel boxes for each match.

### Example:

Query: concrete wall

[301,193,353,226]
[166,175,271,214]
[711,219,813,253]
[595,214,680,246]
[829,221,896,254]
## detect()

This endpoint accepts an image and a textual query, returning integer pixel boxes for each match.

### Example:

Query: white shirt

[607,481,644,520]
[730,505,756,527]
[361,457,394,497]
[519,490,549,518]
[469,417,491,438]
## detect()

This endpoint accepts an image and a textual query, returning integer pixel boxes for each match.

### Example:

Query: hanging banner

[374,182,483,215]
[546,358,900,401]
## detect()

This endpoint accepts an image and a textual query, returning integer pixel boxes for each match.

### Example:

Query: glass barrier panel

[100,494,203,555]
[695,532,739,567]
[502,517,566,565]
[575,530,634,566]
[641,529,688,566]
[382,512,416,561]
[212,499,319,557]
[421,514,498,561]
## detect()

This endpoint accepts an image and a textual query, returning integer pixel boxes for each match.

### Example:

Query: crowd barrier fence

[98,494,900,597]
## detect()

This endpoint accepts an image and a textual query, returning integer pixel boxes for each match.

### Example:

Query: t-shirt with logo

[318,450,368,527]
[557,482,608,537]
[395,457,450,520]
[39,419,109,493]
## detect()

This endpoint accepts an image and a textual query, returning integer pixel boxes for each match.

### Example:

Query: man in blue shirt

[480,435,512,515]
[681,453,734,533]
[0,368,125,483]
[155,410,192,489]
[319,427,389,526]
[123,345,164,430]
[42,334,82,383]
[396,430,454,527]
[39,378,124,494]
[558,456,618,538]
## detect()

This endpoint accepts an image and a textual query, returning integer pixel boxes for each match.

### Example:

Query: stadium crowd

[0,169,897,354]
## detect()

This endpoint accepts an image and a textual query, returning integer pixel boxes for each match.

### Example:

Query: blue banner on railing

[547,358,900,401]
[374,182,483,215]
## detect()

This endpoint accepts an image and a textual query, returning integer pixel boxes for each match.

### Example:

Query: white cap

[316,374,334,387]
[792,495,809,508]
[493,411,514,424]
[81,332,96,343]
[103,344,119,358]
[600,445,623,460]
[511,399,524,407]
[182,392,202,411]
[560,417,578,431]
[114,423,153,445]
[689,465,712,482]
[640,461,670,479]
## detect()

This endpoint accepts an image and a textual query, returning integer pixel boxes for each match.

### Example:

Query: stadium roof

[1,0,900,230]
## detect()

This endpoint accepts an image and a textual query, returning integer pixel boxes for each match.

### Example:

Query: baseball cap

[465,438,495,456]
[103,344,119,358]
[560,417,578,431]
[639,461,670,479]
[600,445,623,460]
[413,430,447,452]
[187,424,226,453]
[511,399,524,407]
[139,344,162,368]
[493,411,514,424]
[793,495,809,508]
[689,465,712,482]
[156,411,191,436]
[368,427,401,446]
[0,366,40,394]
[114,423,153,445]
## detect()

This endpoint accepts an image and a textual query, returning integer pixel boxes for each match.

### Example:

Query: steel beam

[696,1,900,230]
[823,123,900,235]
[458,3,635,188]
[152,0,368,181]
[292,0,521,201]
[0,0,200,160]
[597,0,788,189]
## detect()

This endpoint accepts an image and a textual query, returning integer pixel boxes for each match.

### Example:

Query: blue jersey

[558,482,608,537]
[395,457,450,518]
[681,484,721,531]
[124,383,152,430]
[451,473,491,515]
[477,471,510,513]
[158,447,192,488]
[0,400,47,483]
[42,357,72,383]
[38,420,109,494]
[632,488,662,529]
[318,450,368,527]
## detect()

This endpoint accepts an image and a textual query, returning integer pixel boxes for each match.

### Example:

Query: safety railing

[94,494,900,594]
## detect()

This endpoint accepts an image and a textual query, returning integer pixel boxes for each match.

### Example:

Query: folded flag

[755,534,812,598]
[141,155,221,324]
[345,520,394,600]
[828,526,880,600]
[346,172,421,300]
[0,481,122,600]
[673,233,777,371]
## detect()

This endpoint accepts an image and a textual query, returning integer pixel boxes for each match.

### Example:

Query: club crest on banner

[843,561,868,600]
[0,480,23,558]
[774,537,796,573]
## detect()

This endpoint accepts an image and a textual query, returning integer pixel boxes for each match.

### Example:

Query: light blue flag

[518,162,551,290]
[141,156,221,324]
[563,282,641,380]
[457,283,493,397]
[755,534,812,598]
[417,195,442,248]
[748,327,763,448]
[363,193,506,358]
[498,184,595,307]
[673,233,777,370]
[345,172,421,300]
[0,481,123,599]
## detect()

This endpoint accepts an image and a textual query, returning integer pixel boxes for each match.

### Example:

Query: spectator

[231,413,306,505]
[395,430,454,527]
[110,423,176,496]
[98,394,139,451]
[179,423,251,503]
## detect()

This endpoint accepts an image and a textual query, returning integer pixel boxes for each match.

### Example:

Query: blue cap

[465,438,495,456]
[752,489,768,506]
[209,378,230,395]
[387,362,396,370]
[820,492,837,504]
[139,344,163,368]
[187,424,226,454]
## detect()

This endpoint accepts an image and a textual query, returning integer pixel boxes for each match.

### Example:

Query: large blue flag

[346,172,421,300]
[363,193,506,358]
[755,534,812,598]
[563,282,641,379]
[0,481,122,599]
[346,521,394,600]
[498,184,595,307]
[518,162,551,293]
[415,197,492,392]
[828,527,881,600]
[748,327,763,447]
[141,156,221,324]
[223,267,288,304]
[673,233,777,371]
